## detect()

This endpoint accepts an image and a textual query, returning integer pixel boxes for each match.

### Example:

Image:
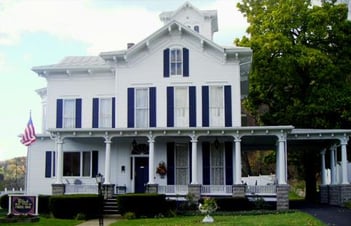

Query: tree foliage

[236,0,351,129]
[235,0,351,201]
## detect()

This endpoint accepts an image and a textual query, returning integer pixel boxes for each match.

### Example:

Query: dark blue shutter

[224,85,232,127]
[92,151,98,177]
[75,98,82,128]
[202,86,209,127]
[53,152,56,177]
[189,142,192,183]
[163,48,170,77]
[225,142,233,185]
[127,88,134,128]
[149,87,156,127]
[167,87,174,127]
[56,99,63,128]
[202,142,210,185]
[45,151,52,178]
[183,48,189,77]
[112,97,116,128]
[167,142,175,185]
[92,98,99,128]
[189,86,196,127]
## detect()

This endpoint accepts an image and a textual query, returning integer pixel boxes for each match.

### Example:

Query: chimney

[127,43,135,49]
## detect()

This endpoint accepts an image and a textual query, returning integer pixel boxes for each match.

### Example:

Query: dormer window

[194,25,200,33]
[163,47,189,77]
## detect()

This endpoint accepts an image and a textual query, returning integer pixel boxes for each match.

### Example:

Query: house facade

[26,2,351,210]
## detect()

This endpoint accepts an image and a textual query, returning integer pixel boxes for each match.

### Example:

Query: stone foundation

[276,184,290,210]
[52,184,65,195]
[102,184,115,199]
[232,184,246,198]
[188,184,201,200]
[145,184,158,193]
[328,184,351,206]
[319,185,329,204]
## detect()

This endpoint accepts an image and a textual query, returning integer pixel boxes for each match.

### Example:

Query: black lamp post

[96,173,104,226]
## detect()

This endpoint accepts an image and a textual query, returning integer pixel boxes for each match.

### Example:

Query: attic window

[194,25,200,33]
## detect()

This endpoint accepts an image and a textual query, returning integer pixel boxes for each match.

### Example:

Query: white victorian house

[26,2,351,210]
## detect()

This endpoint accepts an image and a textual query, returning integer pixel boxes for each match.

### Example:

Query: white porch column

[148,136,155,184]
[320,149,327,185]
[234,135,242,184]
[330,145,337,184]
[191,135,198,184]
[340,137,349,184]
[55,136,63,184]
[277,134,287,184]
[104,136,112,184]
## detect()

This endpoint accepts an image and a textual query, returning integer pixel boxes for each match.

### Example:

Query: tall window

[210,86,224,127]
[134,88,149,128]
[175,87,189,127]
[170,48,183,76]
[63,151,94,177]
[99,98,113,128]
[175,144,189,185]
[63,99,76,128]
[210,144,224,184]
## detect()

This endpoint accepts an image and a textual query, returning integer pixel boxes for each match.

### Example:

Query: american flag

[21,115,36,146]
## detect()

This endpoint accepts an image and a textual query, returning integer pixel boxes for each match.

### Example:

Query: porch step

[104,196,120,215]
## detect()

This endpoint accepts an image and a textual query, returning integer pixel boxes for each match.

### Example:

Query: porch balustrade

[246,185,276,194]
[158,185,189,194]
[65,184,98,194]
[201,185,232,195]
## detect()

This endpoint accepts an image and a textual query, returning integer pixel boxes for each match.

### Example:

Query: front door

[134,157,149,193]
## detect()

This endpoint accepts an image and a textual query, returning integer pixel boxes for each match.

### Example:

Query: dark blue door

[135,157,149,193]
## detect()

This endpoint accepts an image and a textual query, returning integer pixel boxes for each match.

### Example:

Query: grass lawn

[111,211,325,226]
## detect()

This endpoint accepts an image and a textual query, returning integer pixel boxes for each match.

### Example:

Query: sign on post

[8,195,38,215]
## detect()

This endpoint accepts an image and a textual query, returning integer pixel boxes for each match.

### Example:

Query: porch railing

[246,185,276,194]
[65,184,98,194]
[158,185,188,195]
[201,185,232,195]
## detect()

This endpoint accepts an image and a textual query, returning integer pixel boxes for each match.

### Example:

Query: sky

[0,0,248,161]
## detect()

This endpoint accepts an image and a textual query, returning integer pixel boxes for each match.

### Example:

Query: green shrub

[209,197,253,211]
[123,211,136,219]
[50,194,101,219]
[118,193,167,218]
[0,194,9,209]
[38,195,51,214]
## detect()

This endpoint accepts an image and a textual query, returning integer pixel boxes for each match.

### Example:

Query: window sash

[63,151,92,177]
[170,48,183,75]
[63,99,75,128]
[99,98,112,128]
[210,144,224,185]
[209,86,224,127]
[135,88,149,128]
[175,144,189,185]
[174,87,189,127]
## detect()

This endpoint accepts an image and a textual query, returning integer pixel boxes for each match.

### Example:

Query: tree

[236,0,351,201]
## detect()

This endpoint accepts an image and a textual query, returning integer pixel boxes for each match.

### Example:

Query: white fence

[0,188,25,196]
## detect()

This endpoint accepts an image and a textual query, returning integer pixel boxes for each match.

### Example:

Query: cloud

[0,0,247,55]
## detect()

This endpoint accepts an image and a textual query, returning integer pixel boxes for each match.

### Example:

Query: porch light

[95,173,104,226]
[95,173,104,184]
[214,138,220,150]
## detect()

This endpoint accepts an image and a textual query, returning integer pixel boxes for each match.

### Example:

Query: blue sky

[0,0,248,161]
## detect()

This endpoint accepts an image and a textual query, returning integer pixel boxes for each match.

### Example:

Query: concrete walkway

[76,214,122,226]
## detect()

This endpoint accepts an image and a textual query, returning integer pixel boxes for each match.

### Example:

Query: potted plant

[156,161,167,178]
[198,197,217,223]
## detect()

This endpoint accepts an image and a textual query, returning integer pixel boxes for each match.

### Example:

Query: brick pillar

[146,184,158,194]
[102,184,115,199]
[328,185,340,206]
[319,185,329,204]
[276,184,289,210]
[188,184,201,201]
[52,184,65,195]
[340,185,351,206]
[232,184,246,198]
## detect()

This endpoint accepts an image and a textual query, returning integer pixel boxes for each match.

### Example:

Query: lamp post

[96,173,104,226]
